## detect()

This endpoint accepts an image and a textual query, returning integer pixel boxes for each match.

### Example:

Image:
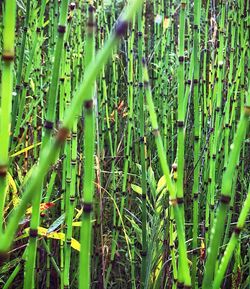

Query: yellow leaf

[157,175,166,193]
[163,17,170,31]
[10,142,42,158]
[73,220,95,226]
[131,184,142,195]
[75,207,83,219]
[201,239,205,249]
[26,202,55,215]
[72,222,82,227]
[7,172,20,207]
[71,238,80,251]
[30,79,35,92]
[24,227,81,251]
[43,19,48,27]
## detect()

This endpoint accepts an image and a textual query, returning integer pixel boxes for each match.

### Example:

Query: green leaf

[47,214,65,234]
[131,184,142,195]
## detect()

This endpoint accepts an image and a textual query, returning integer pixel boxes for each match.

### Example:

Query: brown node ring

[234,226,242,235]
[0,165,8,177]
[29,229,38,238]
[2,52,15,62]
[83,202,93,213]
[56,127,70,143]
[58,25,66,34]
[115,20,129,38]
[220,195,231,204]
[244,105,250,116]
[84,99,93,110]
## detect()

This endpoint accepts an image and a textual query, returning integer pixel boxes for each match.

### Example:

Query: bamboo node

[88,4,95,13]
[87,21,97,33]
[244,105,250,116]
[2,51,15,62]
[0,165,7,177]
[83,202,93,213]
[178,56,184,62]
[171,163,177,172]
[220,195,231,204]
[84,99,93,110]
[70,2,76,10]
[152,128,160,136]
[58,25,66,34]
[177,281,184,288]
[0,252,9,265]
[193,193,199,199]
[169,198,177,206]
[56,127,70,143]
[115,20,129,37]
[44,120,54,130]
[177,197,184,204]
[29,229,38,238]
[234,226,242,235]
[177,120,184,127]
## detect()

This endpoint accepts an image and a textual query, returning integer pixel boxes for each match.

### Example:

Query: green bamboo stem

[137,5,148,288]
[12,0,47,144]
[202,91,250,289]
[142,60,191,287]
[191,0,201,286]
[213,185,250,289]
[11,0,31,131]
[0,0,17,237]
[78,5,96,288]
[23,2,70,288]
[176,1,187,284]
[208,1,226,231]
[63,52,74,289]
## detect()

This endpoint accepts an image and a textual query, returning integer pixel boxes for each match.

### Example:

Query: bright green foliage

[0,1,249,289]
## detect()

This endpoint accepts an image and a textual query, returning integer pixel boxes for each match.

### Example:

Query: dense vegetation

[0,0,249,288]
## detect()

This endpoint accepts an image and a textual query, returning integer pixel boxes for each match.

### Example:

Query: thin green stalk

[138,5,147,288]
[0,0,17,237]
[142,60,191,287]
[212,185,250,289]
[23,2,70,288]
[202,91,250,289]
[191,0,201,286]
[176,1,187,283]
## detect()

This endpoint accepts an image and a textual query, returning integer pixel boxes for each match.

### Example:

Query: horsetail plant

[142,58,191,287]
[79,4,96,289]
[0,0,17,237]
[0,1,249,288]
[202,89,250,289]
[213,184,250,289]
